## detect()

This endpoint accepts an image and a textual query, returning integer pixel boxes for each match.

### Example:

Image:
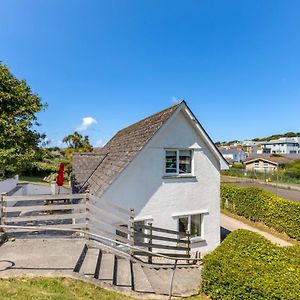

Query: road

[224,181,300,202]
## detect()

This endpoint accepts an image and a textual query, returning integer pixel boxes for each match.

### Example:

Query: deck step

[132,263,154,294]
[116,258,132,287]
[98,253,115,282]
[80,248,99,276]
[172,267,201,296]
[142,267,175,295]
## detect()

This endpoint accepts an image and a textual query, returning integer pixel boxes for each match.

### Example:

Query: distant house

[219,149,246,164]
[72,101,228,253]
[244,154,300,172]
[241,141,263,155]
[261,137,300,154]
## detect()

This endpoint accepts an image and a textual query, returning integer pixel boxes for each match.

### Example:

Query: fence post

[186,230,191,264]
[84,191,90,246]
[129,208,135,255]
[0,193,7,233]
[148,222,153,264]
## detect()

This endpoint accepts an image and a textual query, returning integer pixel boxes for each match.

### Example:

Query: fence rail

[0,193,87,234]
[86,194,134,247]
[133,223,191,263]
[0,192,192,262]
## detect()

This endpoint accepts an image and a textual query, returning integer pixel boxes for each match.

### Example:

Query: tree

[0,63,46,177]
[63,131,93,151]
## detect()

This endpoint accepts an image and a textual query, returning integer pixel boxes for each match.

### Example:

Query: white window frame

[164,149,194,176]
[174,212,205,241]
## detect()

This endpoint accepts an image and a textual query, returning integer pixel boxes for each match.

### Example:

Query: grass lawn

[0,277,209,300]
[19,176,49,186]
[0,277,134,300]
[19,176,70,188]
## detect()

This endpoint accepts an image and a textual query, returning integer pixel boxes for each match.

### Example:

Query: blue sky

[1,1,300,146]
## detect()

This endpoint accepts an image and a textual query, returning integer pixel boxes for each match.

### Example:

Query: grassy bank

[0,277,133,300]
[0,277,209,299]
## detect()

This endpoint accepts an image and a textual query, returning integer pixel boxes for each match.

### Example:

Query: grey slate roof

[72,151,108,193]
[72,102,182,195]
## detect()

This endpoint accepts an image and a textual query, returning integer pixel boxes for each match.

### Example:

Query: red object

[56,163,64,186]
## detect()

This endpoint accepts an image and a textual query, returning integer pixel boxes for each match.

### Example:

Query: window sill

[191,237,205,243]
[162,175,196,179]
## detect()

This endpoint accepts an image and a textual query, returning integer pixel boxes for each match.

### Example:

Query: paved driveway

[225,181,300,202]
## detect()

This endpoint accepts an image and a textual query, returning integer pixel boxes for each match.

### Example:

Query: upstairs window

[165,149,192,175]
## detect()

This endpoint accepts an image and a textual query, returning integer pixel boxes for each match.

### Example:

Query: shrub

[202,230,300,300]
[221,184,300,240]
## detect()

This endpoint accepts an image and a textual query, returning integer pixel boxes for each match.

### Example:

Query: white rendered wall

[0,177,18,194]
[100,110,221,254]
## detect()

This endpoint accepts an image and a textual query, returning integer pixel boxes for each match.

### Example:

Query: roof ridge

[111,101,184,138]
[72,152,108,156]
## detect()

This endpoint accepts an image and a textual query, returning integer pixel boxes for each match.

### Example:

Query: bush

[202,230,300,300]
[221,184,300,240]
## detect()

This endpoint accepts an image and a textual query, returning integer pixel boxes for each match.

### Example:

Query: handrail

[0,224,202,299]
[0,224,202,262]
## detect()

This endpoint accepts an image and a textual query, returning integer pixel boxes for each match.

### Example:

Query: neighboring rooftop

[244,154,300,165]
[219,149,245,154]
[260,137,300,145]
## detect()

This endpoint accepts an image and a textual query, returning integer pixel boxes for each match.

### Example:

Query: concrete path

[221,213,292,246]
[0,237,85,277]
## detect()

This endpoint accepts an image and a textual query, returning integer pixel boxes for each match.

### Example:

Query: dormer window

[165,149,192,175]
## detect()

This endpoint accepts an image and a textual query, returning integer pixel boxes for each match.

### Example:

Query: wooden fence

[133,223,191,263]
[0,192,192,262]
[0,193,87,233]
[86,194,134,246]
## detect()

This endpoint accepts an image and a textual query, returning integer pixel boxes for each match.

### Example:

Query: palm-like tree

[62,131,93,151]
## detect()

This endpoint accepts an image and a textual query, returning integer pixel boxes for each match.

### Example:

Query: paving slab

[0,237,85,277]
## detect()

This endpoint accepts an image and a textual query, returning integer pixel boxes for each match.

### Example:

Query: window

[165,149,192,175]
[178,214,202,238]
[165,150,177,174]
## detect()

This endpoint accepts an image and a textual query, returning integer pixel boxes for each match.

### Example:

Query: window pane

[166,150,177,173]
[178,217,188,234]
[190,214,201,237]
[179,150,192,174]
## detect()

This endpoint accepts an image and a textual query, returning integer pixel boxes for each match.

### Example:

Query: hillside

[252,132,300,142]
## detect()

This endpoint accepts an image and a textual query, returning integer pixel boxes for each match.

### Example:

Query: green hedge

[221,184,300,240]
[202,230,300,300]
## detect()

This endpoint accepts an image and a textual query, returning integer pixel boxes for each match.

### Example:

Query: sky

[1,0,300,146]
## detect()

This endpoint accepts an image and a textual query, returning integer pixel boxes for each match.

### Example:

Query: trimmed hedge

[221,184,300,240]
[202,230,300,300]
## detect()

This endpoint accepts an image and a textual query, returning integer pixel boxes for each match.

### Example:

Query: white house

[219,149,246,163]
[261,137,300,154]
[72,101,228,253]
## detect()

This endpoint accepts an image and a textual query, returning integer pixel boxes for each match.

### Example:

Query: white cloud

[76,117,98,131]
